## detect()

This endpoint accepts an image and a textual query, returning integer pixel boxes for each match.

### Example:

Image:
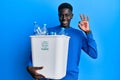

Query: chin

[61,24,69,28]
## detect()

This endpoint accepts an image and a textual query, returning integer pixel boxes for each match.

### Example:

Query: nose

[62,15,67,20]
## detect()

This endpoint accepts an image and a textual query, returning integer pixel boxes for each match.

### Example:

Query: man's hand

[78,14,91,33]
[27,66,45,80]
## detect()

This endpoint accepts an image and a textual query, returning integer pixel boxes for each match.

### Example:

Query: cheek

[68,18,72,22]
[59,17,62,21]
[59,17,63,21]
[68,16,73,20]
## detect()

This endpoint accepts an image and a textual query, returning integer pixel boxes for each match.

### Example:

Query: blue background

[0,0,120,80]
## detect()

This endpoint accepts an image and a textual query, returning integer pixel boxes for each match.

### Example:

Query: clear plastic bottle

[50,31,57,35]
[59,27,65,35]
[41,24,47,35]
[33,21,41,35]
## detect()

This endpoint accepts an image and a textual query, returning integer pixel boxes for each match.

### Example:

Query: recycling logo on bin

[41,41,49,50]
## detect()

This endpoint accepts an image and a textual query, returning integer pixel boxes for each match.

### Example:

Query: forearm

[82,31,98,59]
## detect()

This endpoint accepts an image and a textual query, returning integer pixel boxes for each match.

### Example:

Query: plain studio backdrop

[0,0,120,80]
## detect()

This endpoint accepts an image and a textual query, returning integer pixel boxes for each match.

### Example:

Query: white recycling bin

[30,35,70,79]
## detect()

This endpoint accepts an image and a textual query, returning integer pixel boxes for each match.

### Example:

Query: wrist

[85,30,91,34]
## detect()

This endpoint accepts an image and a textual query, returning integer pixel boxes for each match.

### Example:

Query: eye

[59,14,71,18]
[59,14,63,17]
[65,14,69,17]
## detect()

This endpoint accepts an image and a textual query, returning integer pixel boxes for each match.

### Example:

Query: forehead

[59,8,72,14]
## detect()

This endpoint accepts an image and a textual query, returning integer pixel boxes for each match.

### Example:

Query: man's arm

[81,31,97,58]
[78,14,97,59]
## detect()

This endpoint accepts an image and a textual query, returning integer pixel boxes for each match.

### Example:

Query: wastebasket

[30,35,70,79]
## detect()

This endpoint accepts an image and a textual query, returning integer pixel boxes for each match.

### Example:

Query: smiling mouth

[62,21,68,25]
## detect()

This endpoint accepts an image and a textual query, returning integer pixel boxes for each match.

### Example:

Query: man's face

[59,8,73,28]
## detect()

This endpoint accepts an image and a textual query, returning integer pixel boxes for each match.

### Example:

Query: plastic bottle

[50,31,57,35]
[41,24,47,35]
[59,27,66,35]
[33,21,41,35]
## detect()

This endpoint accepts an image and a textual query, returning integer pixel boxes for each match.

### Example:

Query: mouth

[62,21,68,26]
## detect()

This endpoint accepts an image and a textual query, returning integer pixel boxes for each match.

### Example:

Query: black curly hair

[58,3,73,12]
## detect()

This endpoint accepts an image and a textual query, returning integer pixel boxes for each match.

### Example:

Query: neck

[60,25,70,28]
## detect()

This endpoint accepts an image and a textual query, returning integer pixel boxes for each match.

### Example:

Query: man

[27,2,97,80]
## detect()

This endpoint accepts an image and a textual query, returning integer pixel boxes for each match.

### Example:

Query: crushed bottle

[33,21,48,35]
[40,24,48,35]
[33,21,41,35]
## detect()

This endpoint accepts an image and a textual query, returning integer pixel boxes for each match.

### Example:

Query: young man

[27,2,97,80]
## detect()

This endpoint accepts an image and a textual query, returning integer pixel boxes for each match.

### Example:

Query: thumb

[33,66,44,70]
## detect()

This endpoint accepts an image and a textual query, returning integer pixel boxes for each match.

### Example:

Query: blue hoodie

[47,25,97,80]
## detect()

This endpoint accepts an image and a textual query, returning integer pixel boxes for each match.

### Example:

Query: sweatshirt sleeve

[81,31,98,59]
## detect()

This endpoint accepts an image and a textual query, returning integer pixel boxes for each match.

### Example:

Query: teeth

[63,21,67,24]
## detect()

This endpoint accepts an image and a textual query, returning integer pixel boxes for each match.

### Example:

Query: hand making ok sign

[78,14,91,33]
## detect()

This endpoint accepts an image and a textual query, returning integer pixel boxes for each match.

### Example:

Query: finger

[83,14,85,20]
[80,14,83,20]
[33,66,44,70]
[78,22,82,28]
[34,66,44,69]
[38,74,45,78]
[87,16,89,21]
[83,14,87,21]
[34,75,41,80]
[33,73,45,79]
[35,74,45,79]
